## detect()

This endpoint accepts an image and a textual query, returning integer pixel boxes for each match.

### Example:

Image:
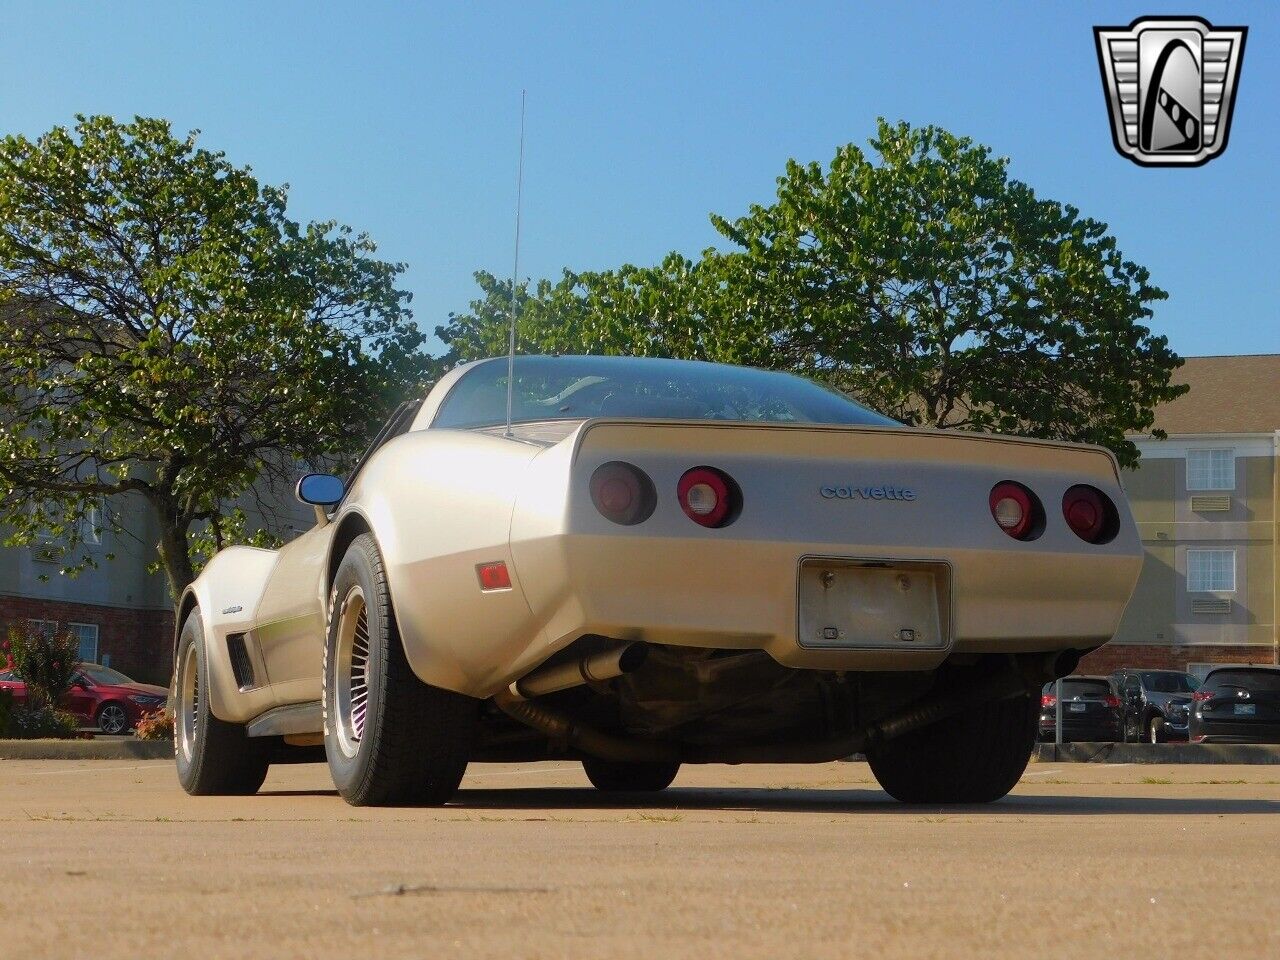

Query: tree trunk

[156,511,196,604]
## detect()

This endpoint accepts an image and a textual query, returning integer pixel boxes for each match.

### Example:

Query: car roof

[1204,665,1280,679]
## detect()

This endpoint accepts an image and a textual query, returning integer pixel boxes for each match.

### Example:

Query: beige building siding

[1117,434,1277,658]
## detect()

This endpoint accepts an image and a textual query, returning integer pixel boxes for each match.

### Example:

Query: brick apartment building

[1080,354,1279,677]
[0,483,311,685]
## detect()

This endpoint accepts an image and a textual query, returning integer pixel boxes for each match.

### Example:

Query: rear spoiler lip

[567,417,1124,483]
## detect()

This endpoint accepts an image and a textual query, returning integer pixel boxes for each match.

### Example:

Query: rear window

[1204,669,1280,692]
[1141,672,1198,693]
[1046,679,1113,698]
[433,355,898,430]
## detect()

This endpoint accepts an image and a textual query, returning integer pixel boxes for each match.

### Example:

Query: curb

[0,739,173,761]
[1035,742,1280,765]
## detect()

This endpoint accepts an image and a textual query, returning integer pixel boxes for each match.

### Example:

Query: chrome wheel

[177,640,199,762]
[98,702,129,735]
[334,585,372,760]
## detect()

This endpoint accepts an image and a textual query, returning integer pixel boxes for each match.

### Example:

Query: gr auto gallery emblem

[820,484,917,502]
[1094,16,1247,167]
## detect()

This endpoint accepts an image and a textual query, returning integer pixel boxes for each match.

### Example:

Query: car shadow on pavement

[425,786,1280,816]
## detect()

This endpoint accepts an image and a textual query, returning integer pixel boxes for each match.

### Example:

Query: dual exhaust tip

[503,641,649,702]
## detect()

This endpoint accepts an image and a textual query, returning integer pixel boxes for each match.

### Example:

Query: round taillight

[677,466,739,528]
[1062,484,1118,544]
[989,481,1042,541]
[590,462,656,526]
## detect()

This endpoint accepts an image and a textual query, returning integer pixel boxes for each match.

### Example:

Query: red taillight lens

[677,466,739,528]
[1104,695,1121,708]
[590,461,656,526]
[1192,690,1213,702]
[1062,485,1118,544]
[989,481,1040,540]
[1041,694,1056,708]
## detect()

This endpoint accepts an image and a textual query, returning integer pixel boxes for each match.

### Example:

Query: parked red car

[0,662,167,734]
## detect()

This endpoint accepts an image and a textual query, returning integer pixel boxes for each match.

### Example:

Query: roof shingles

[1148,355,1280,436]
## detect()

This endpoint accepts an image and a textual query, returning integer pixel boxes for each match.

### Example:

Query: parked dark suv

[1039,676,1123,742]
[1111,669,1199,743]
[1190,666,1280,744]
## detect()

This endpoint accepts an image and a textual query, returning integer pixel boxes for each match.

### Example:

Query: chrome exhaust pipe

[501,642,648,702]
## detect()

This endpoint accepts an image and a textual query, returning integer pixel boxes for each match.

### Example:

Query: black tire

[582,758,680,793]
[174,613,271,796]
[323,533,479,807]
[1149,717,1166,744]
[96,701,129,735]
[867,694,1038,804]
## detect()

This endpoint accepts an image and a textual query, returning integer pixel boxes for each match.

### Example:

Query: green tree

[0,115,432,600]
[443,120,1185,468]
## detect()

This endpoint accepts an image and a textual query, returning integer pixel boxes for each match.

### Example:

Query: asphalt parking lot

[3,758,1278,959]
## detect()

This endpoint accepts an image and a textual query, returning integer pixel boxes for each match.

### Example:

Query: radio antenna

[504,89,527,438]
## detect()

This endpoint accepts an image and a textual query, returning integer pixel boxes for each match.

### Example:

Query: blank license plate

[1235,703,1257,716]
[798,559,948,650]
[1069,702,1087,713]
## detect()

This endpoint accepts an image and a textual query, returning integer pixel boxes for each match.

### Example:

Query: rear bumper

[514,531,1141,674]
[1039,716,1123,743]
[1191,719,1280,744]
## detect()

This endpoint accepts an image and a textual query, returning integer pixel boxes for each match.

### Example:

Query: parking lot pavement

[2,759,1277,960]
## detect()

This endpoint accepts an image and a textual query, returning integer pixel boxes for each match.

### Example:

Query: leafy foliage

[442,120,1185,467]
[5,624,77,710]
[134,707,174,740]
[0,116,434,596]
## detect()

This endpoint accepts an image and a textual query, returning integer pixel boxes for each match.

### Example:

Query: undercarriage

[471,637,1085,765]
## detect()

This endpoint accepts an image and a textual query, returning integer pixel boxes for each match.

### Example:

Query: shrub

[135,707,174,741]
[5,625,78,710]
[0,688,12,735]
[4,704,79,739]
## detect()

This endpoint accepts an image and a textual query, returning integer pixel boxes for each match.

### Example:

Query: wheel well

[327,512,373,597]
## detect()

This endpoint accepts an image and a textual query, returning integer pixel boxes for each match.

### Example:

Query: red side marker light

[477,561,512,591]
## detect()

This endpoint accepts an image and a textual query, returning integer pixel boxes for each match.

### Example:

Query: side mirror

[296,473,345,507]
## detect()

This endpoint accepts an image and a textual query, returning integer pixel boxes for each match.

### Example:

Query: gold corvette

[173,355,1142,806]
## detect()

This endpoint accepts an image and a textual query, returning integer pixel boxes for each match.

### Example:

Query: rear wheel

[582,758,680,793]
[174,613,271,795]
[867,694,1038,804]
[323,533,479,807]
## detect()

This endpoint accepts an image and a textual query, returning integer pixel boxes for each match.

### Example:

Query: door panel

[253,524,334,703]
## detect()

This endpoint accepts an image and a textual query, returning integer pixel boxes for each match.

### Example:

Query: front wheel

[1149,717,1167,744]
[867,694,1038,804]
[582,758,680,793]
[174,613,271,795]
[323,533,479,807]
[97,702,129,735]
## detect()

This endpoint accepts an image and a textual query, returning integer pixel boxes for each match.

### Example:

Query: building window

[67,623,99,663]
[26,619,58,640]
[1186,449,1235,490]
[79,501,103,545]
[1187,549,1236,593]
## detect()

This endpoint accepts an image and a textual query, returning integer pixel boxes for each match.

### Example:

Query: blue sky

[2,1,1276,358]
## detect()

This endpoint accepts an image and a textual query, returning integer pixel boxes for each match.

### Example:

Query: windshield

[1141,672,1198,693]
[432,356,898,430]
[1205,669,1280,692]
[79,664,134,686]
